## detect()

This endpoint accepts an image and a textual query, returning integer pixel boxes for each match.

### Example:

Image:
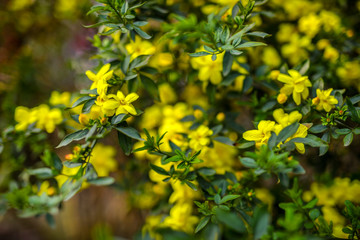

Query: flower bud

[277,93,288,104]
[216,112,225,122]
[79,113,89,126]
[312,97,320,105]
[194,109,203,120]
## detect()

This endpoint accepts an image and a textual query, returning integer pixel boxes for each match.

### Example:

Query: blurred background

[0,0,143,239]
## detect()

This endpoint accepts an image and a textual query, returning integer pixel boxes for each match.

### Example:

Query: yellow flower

[312,88,338,112]
[49,91,71,107]
[33,104,63,133]
[262,47,281,68]
[336,61,360,91]
[190,51,223,85]
[277,70,312,105]
[158,83,177,104]
[273,109,302,127]
[277,93,288,104]
[85,64,113,95]
[298,13,322,38]
[281,34,313,65]
[102,91,139,116]
[323,46,339,62]
[89,144,117,177]
[14,106,37,131]
[188,125,213,151]
[125,36,156,60]
[319,10,341,32]
[284,124,308,154]
[243,120,279,148]
[163,202,199,234]
[36,181,55,196]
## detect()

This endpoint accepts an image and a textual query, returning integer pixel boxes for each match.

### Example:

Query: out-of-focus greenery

[1,0,360,240]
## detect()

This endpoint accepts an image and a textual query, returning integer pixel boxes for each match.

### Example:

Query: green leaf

[289,136,328,147]
[88,177,115,186]
[219,195,241,204]
[129,55,150,70]
[185,181,198,191]
[214,194,221,204]
[346,98,360,123]
[221,44,234,50]
[71,96,94,108]
[117,131,133,156]
[229,23,255,42]
[253,206,270,240]
[240,157,258,168]
[230,49,243,55]
[309,124,327,134]
[56,129,89,148]
[213,136,234,146]
[82,99,95,113]
[163,155,182,164]
[237,141,255,149]
[140,75,159,101]
[353,128,360,134]
[115,127,144,141]
[149,163,169,176]
[223,51,233,77]
[27,168,54,179]
[303,198,318,209]
[309,209,320,220]
[189,51,211,57]
[236,41,266,48]
[343,132,353,147]
[215,208,247,233]
[134,26,151,39]
[197,167,216,176]
[246,31,270,38]
[299,59,310,75]
[350,94,360,104]
[195,216,210,233]
[276,122,300,145]
[335,128,351,135]
[111,114,127,125]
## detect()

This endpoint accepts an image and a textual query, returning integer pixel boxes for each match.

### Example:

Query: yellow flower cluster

[85,64,139,117]
[14,104,63,133]
[303,178,360,238]
[243,109,308,153]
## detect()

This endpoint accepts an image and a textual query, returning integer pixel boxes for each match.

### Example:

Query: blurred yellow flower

[33,104,63,133]
[49,91,71,107]
[158,83,177,104]
[188,125,213,151]
[312,88,338,112]
[277,70,312,105]
[190,51,224,85]
[298,13,321,38]
[262,47,281,68]
[125,36,156,60]
[14,106,37,131]
[90,143,117,177]
[273,109,302,127]
[163,203,199,234]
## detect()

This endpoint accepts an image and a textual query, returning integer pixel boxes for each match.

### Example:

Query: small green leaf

[117,131,133,156]
[246,31,270,38]
[27,168,54,179]
[195,216,210,233]
[219,195,241,204]
[309,124,327,134]
[111,114,127,125]
[140,75,159,101]
[163,155,182,164]
[134,26,151,39]
[236,41,266,48]
[149,163,169,176]
[276,122,300,145]
[214,194,221,204]
[189,51,211,57]
[303,198,318,209]
[223,51,233,77]
[197,167,216,176]
[240,157,257,168]
[309,209,320,220]
[215,208,247,233]
[72,96,94,108]
[335,128,351,135]
[343,132,353,147]
[115,127,144,141]
[88,177,115,186]
[56,129,89,148]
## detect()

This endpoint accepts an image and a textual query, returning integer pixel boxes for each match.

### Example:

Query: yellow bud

[216,112,225,122]
[229,132,238,142]
[73,146,81,153]
[247,192,253,197]
[194,109,203,120]
[100,117,108,125]
[346,29,354,38]
[79,113,89,126]
[312,97,320,105]
[277,93,288,104]
[65,154,74,160]
[269,70,280,80]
